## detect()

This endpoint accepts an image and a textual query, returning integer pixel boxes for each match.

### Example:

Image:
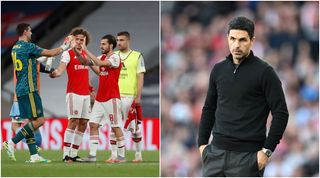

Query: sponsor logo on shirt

[74,65,89,70]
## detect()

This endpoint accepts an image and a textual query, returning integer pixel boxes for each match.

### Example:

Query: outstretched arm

[79,37,111,67]
[41,35,73,57]
[73,48,100,76]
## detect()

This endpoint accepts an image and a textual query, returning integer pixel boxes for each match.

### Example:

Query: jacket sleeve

[198,66,218,147]
[262,66,289,151]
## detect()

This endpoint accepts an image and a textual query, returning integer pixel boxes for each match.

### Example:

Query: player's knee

[78,119,88,131]
[11,124,19,133]
[89,122,98,130]
[132,131,142,139]
[68,118,79,129]
[112,127,124,137]
[79,119,89,126]
[34,117,45,128]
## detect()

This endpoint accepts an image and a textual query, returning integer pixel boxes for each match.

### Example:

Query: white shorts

[121,96,139,132]
[90,98,123,128]
[66,93,91,120]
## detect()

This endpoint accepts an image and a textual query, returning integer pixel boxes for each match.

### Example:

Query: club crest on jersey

[100,70,108,76]
[74,110,78,115]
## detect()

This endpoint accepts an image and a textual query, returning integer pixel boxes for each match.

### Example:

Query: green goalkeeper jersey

[11,40,43,97]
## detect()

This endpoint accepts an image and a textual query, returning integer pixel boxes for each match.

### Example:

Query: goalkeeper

[10,57,54,152]
[3,23,72,163]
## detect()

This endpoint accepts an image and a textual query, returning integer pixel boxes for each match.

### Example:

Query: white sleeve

[60,51,70,65]
[137,54,146,73]
[108,54,120,68]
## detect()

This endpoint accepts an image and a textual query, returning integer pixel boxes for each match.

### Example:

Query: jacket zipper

[233,65,239,74]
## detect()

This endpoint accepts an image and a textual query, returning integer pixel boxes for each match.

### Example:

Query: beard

[101,48,109,54]
[232,49,249,60]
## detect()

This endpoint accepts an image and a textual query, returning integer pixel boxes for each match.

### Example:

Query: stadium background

[1,1,159,151]
[161,1,319,177]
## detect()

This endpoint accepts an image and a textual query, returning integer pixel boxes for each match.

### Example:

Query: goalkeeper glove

[60,35,73,51]
[45,57,54,71]
[36,56,47,63]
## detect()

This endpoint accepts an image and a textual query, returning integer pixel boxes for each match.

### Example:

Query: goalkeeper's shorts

[17,92,44,119]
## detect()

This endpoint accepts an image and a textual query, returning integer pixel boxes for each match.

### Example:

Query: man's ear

[251,36,256,43]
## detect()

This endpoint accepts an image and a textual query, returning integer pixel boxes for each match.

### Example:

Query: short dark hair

[101,34,117,49]
[69,27,90,45]
[16,23,30,36]
[117,31,130,39]
[228,17,255,39]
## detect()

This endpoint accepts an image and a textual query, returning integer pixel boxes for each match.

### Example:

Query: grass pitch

[1,150,159,177]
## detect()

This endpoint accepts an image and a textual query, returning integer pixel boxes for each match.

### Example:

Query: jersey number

[11,52,23,71]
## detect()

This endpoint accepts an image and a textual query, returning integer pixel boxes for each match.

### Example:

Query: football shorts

[90,98,123,128]
[66,93,91,120]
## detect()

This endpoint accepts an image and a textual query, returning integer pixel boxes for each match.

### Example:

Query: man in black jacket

[198,16,289,177]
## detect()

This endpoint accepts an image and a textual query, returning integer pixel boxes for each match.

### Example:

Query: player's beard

[101,48,109,55]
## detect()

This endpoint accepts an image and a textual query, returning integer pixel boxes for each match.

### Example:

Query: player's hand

[81,37,87,51]
[49,69,58,78]
[60,35,73,51]
[257,150,269,170]
[73,46,82,54]
[70,36,76,49]
[134,97,141,104]
[199,144,208,158]
[90,91,96,103]
[36,56,48,63]
[45,57,54,71]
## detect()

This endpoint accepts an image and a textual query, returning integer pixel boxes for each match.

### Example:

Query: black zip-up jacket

[198,51,289,152]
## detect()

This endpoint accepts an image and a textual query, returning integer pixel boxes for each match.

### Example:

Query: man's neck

[120,48,131,54]
[105,50,113,57]
[18,36,28,42]
[232,52,250,64]
[233,58,244,65]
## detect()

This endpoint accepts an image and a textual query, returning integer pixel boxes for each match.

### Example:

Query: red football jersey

[96,53,122,102]
[62,49,90,95]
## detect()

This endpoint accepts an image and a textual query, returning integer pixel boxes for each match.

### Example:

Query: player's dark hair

[117,31,130,39]
[16,23,30,36]
[228,17,255,39]
[101,34,117,49]
[69,27,90,45]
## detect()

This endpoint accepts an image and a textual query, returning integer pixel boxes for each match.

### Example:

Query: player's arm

[39,63,54,73]
[135,54,146,104]
[40,35,73,57]
[73,47,94,66]
[50,62,66,78]
[73,48,100,75]
[84,49,111,67]
[198,66,218,156]
[89,81,96,108]
[79,37,111,67]
[135,73,144,104]
[89,66,100,76]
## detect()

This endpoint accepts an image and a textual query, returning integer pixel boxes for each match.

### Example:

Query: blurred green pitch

[1,150,159,177]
